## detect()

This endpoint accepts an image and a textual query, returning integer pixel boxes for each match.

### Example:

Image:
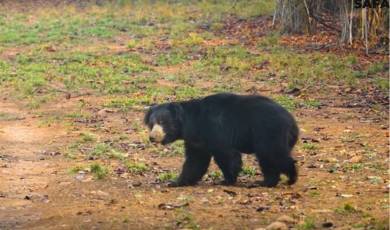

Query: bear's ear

[143,104,157,125]
[168,103,184,122]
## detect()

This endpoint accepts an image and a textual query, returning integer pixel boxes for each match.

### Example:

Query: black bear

[144,93,299,187]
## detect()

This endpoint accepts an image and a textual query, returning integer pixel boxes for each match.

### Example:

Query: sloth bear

[144,93,299,187]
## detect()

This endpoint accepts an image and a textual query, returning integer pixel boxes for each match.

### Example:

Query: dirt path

[0,96,388,230]
[0,100,68,228]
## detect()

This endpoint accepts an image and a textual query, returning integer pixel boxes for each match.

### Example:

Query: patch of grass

[308,190,320,197]
[274,95,298,111]
[80,132,97,143]
[89,143,126,160]
[68,165,86,174]
[65,111,94,120]
[63,142,81,159]
[174,32,205,47]
[302,99,321,109]
[258,32,280,47]
[126,161,149,174]
[89,143,112,157]
[352,70,367,78]
[367,218,389,230]
[104,93,158,111]
[175,86,202,100]
[335,203,358,214]
[199,45,256,74]
[0,112,21,121]
[162,140,185,157]
[240,166,257,177]
[127,39,138,49]
[341,132,361,143]
[155,51,187,66]
[254,48,362,90]
[108,149,126,160]
[208,171,222,180]
[158,171,178,182]
[297,217,316,230]
[367,62,386,75]
[301,143,318,151]
[90,163,109,179]
[345,163,364,171]
[174,208,200,230]
[374,78,389,92]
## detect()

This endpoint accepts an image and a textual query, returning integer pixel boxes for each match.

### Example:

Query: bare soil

[0,90,388,229]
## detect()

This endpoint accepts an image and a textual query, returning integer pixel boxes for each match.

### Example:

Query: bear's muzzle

[149,124,165,143]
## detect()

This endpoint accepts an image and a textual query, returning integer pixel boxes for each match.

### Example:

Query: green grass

[88,143,126,160]
[274,95,298,111]
[68,165,86,174]
[174,208,200,230]
[0,0,385,111]
[0,112,21,121]
[126,161,149,174]
[208,171,223,180]
[297,217,316,230]
[240,166,257,177]
[158,171,178,182]
[79,132,97,143]
[301,143,318,151]
[302,99,322,109]
[90,143,112,157]
[335,203,359,215]
[162,140,185,157]
[90,163,109,179]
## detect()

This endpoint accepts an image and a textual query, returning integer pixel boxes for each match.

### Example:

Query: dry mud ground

[0,2,389,230]
[0,92,388,230]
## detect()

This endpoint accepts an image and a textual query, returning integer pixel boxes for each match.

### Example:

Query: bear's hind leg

[256,154,281,187]
[171,144,211,187]
[213,151,242,185]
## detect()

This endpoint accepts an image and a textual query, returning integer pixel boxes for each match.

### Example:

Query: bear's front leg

[169,144,211,187]
[213,151,242,185]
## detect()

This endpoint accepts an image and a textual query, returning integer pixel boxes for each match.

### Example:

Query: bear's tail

[282,156,297,185]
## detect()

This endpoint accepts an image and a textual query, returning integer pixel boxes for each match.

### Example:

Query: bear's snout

[149,124,165,143]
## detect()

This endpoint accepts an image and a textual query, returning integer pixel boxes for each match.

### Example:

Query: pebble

[324,157,339,163]
[349,155,362,163]
[276,215,296,224]
[265,221,288,230]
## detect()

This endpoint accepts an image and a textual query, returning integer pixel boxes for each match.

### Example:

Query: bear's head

[144,103,183,145]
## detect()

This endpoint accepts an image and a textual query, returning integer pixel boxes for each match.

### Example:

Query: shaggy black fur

[144,93,299,187]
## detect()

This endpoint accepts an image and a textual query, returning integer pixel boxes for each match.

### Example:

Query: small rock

[75,173,85,181]
[324,157,339,163]
[340,194,353,198]
[349,155,362,163]
[114,167,126,175]
[96,190,109,196]
[132,181,142,187]
[322,222,333,228]
[158,202,189,210]
[256,206,270,212]
[97,109,107,117]
[223,189,237,196]
[276,215,296,224]
[367,176,383,184]
[265,221,288,230]
[97,109,114,117]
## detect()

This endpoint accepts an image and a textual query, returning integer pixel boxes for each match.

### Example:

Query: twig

[309,12,341,33]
